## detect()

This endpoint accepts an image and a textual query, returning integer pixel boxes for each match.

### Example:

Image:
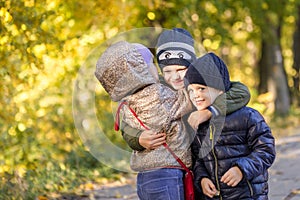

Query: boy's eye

[197,87,206,91]
[177,68,187,73]
[163,70,171,74]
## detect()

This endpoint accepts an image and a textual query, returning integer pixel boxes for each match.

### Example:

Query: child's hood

[95,41,157,102]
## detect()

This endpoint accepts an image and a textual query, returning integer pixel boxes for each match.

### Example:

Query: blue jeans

[137,168,184,200]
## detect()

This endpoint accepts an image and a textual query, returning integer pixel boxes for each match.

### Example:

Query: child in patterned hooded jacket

[95,40,194,200]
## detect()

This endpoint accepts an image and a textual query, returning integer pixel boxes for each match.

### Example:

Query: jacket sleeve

[191,136,209,193]
[233,110,276,181]
[169,88,194,120]
[121,120,145,151]
[193,158,210,193]
[210,81,250,116]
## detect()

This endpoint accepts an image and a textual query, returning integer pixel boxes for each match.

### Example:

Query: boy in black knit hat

[185,53,276,199]
[156,28,196,72]
[122,28,251,151]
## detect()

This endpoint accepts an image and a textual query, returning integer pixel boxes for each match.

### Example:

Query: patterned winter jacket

[95,41,193,171]
[192,107,276,200]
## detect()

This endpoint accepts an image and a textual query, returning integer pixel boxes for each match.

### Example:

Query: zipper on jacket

[246,180,254,197]
[210,124,222,200]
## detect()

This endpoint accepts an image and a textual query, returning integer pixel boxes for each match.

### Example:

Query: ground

[53,131,300,200]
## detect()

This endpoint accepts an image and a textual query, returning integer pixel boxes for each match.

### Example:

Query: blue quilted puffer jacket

[192,107,276,200]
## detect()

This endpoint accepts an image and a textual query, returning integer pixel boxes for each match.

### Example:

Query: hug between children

[94,28,275,200]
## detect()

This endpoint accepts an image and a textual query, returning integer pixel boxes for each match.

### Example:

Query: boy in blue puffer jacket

[184,52,276,200]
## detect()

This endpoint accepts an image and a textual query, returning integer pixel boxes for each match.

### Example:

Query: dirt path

[268,133,300,200]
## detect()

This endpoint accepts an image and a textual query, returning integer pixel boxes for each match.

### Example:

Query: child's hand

[200,178,219,198]
[221,166,243,187]
[139,130,166,150]
[188,109,212,130]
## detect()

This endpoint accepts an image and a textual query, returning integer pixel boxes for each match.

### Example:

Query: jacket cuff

[134,131,146,151]
[207,106,220,117]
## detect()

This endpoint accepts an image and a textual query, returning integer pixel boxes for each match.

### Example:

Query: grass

[0,155,128,200]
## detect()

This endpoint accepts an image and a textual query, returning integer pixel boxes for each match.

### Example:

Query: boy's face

[162,65,188,90]
[187,84,222,110]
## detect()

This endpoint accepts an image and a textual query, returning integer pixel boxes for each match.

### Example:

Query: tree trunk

[258,27,290,116]
[258,41,270,94]
[292,5,300,106]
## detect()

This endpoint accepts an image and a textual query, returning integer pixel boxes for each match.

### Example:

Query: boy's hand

[139,130,166,150]
[188,109,212,130]
[221,166,243,187]
[201,178,219,198]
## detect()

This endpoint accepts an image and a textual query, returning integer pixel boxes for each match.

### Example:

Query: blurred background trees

[1,0,300,198]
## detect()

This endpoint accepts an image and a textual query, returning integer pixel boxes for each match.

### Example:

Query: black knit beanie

[184,52,231,92]
[156,28,196,70]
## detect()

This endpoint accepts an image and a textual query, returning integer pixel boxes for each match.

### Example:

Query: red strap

[114,101,190,172]
[114,101,127,131]
[114,101,145,131]
[162,143,190,172]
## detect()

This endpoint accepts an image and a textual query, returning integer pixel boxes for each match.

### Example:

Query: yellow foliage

[191,13,199,22]
[95,177,109,184]
[203,39,211,48]
[79,182,95,191]
[257,92,274,103]
[24,0,35,7]
[210,40,220,50]
[15,165,27,178]
[0,7,13,23]
[33,44,47,59]
[205,27,216,36]
[59,163,66,171]
[37,196,49,200]
[63,143,73,152]
[106,27,119,39]
[8,127,17,136]
[46,0,59,10]
[204,2,217,14]
[251,103,267,114]
[0,35,9,45]
[147,12,155,20]
[17,123,26,132]
[0,165,10,174]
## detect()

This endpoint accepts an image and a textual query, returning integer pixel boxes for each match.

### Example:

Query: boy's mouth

[195,98,204,103]
[194,98,204,106]
[171,80,184,88]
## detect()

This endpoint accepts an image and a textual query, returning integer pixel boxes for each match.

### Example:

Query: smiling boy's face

[162,65,188,90]
[187,84,222,110]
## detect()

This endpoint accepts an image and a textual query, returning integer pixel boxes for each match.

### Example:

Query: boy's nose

[171,72,180,79]
[194,92,201,98]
